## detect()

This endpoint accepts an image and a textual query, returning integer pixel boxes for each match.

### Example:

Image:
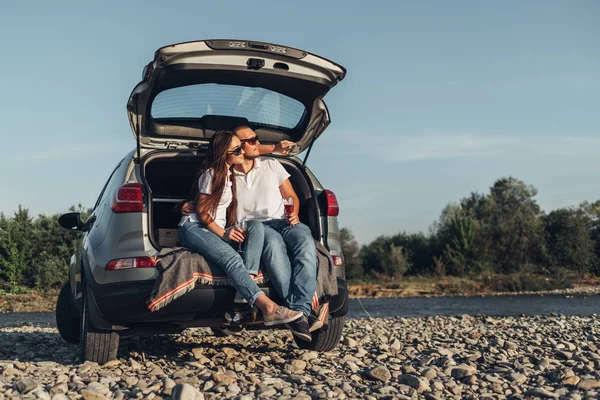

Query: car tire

[56,282,80,344]
[210,326,244,337]
[294,316,344,352]
[80,281,120,364]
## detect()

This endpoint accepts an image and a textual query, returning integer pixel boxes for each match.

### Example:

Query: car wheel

[80,281,120,364]
[294,316,344,352]
[210,326,244,337]
[56,282,80,344]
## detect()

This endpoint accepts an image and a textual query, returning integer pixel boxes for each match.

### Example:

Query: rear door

[127,39,346,152]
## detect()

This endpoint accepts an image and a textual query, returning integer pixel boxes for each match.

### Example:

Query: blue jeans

[239,220,264,275]
[178,220,264,306]
[262,219,317,316]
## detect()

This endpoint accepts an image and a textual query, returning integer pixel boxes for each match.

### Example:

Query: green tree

[0,207,35,286]
[481,177,546,273]
[443,215,476,276]
[340,228,363,279]
[544,206,598,274]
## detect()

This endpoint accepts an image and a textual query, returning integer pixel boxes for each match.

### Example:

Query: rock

[87,382,109,395]
[49,383,68,394]
[291,360,307,370]
[221,347,238,357]
[257,387,277,397]
[422,368,437,380]
[300,351,319,361]
[51,395,70,400]
[163,377,176,394]
[577,379,600,390]
[80,390,109,400]
[211,373,237,385]
[561,375,580,386]
[15,378,38,394]
[398,374,429,391]
[2,366,21,376]
[508,373,527,384]
[390,338,402,351]
[526,387,558,398]
[366,366,391,382]
[342,337,356,347]
[33,390,51,399]
[171,383,200,400]
[555,350,573,360]
[101,360,121,368]
[451,365,476,379]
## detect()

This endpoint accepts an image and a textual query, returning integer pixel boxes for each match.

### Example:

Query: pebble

[0,315,597,398]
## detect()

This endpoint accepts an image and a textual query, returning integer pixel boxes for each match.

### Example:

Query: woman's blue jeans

[178,220,265,306]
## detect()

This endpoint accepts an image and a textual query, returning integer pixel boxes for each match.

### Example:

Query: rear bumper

[86,274,349,331]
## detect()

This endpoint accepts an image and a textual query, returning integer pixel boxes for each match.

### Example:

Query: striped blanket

[146,241,338,315]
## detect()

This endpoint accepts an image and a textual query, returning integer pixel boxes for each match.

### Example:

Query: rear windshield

[151,84,305,129]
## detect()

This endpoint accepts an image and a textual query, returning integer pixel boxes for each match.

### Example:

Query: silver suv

[55,39,348,364]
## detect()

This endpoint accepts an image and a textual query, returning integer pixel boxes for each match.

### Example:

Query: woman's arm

[196,194,244,242]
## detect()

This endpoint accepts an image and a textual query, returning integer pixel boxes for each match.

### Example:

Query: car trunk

[142,152,322,248]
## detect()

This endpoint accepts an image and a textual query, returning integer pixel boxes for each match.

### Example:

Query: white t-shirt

[233,157,290,222]
[179,168,232,229]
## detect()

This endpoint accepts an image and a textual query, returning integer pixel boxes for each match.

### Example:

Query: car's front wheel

[294,316,344,352]
[56,282,80,344]
[80,281,120,364]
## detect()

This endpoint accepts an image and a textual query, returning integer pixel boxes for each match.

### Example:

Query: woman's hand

[181,201,196,216]
[286,212,299,226]
[224,227,245,243]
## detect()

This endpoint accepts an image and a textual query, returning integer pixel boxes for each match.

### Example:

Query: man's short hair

[234,125,252,133]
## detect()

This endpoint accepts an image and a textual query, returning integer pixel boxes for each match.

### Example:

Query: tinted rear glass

[151,84,305,129]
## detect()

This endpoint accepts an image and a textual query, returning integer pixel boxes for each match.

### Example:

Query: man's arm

[259,140,296,155]
[279,179,300,226]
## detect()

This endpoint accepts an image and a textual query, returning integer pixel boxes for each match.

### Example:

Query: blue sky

[0,1,598,244]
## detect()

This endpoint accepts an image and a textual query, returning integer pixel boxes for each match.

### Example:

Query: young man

[233,125,320,341]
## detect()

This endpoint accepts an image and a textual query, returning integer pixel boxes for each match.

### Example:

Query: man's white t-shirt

[178,168,232,229]
[233,157,290,222]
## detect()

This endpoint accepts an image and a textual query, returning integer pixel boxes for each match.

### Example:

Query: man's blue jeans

[262,219,317,317]
[178,220,264,305]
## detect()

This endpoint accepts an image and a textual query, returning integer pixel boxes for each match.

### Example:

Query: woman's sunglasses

[227,146,244,156]
[240,136,259,146]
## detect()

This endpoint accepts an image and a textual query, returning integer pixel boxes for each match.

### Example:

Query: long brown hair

[189,130,238,227]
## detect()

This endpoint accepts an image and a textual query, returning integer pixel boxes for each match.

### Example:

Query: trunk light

[112,183,143,213]
[332,255,344,267]
[106,257,156,271]
[324,190,339,217]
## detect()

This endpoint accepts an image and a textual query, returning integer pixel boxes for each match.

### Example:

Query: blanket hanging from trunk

[147,240,338,313]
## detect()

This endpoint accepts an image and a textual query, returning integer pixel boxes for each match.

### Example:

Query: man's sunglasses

[240,136,259,146]
[227,146,244,156]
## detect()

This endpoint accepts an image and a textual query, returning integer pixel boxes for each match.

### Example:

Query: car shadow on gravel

[1,326,297,365]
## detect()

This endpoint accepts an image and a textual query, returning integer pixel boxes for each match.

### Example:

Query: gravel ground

[1,315,599,399]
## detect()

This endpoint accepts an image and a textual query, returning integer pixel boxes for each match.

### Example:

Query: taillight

[111,183,143,213]
[106,257,156,271]
[332,255,344,267]
[324,189,339,217]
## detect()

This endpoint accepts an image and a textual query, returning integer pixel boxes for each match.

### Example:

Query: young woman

[178,130,303,326]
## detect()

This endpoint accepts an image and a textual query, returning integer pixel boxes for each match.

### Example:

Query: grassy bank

[348,272,600,298]
[1,273,598,313]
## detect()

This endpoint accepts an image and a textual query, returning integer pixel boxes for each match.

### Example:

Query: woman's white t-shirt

[179,168,232,229]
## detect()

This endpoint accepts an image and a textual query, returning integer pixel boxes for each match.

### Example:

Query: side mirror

[58,212,84,231]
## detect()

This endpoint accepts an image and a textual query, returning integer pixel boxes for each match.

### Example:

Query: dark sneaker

[287,315,312,341]
[263,306,303,326]
[308,314,323,332]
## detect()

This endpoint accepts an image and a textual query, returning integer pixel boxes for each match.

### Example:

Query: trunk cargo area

[143,153,321,248]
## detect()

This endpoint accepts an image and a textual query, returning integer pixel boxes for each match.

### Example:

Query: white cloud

[325,129,600,163]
